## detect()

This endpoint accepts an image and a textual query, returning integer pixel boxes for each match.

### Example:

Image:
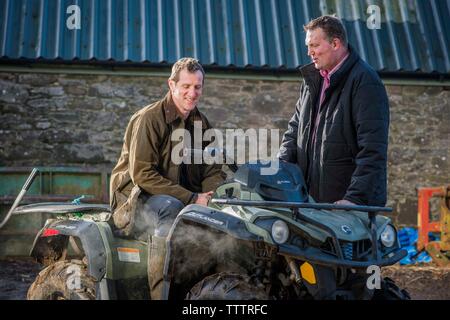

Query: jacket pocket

[116,172,131,192]
[322,142,353,163]
[113,185,142,231]
[319,163,355,202]
[324,157,354,165]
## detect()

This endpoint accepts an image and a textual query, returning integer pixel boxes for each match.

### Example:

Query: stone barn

[0,0,448,255]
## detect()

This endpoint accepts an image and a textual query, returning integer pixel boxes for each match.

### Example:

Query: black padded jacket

[279,45,389,206]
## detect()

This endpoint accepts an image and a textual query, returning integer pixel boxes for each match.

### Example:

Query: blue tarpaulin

[397,227,438,265]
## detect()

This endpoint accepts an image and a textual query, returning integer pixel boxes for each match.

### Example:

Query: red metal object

[41,228,60,237]
[416,186,446,251]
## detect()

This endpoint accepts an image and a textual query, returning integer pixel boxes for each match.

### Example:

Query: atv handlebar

[23,168,38,191]
[211,199,392,213]
[184,147,238,172]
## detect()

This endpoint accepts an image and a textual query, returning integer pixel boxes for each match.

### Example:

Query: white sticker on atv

[184,212,224,225]
[117,247,140,263]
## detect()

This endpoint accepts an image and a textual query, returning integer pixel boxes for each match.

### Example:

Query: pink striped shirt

[318,52,350,107]
[311,52,350,147]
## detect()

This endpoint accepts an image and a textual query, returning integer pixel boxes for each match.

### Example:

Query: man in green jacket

[110,57,225,299]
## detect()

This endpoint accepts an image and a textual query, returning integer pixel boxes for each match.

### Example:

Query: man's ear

[331,38,341,50]
[167,79,177,92]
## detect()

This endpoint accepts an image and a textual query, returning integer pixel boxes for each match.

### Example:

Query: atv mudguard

[161,204,268,299]
[30,219,107,282]
[172,204,264,241]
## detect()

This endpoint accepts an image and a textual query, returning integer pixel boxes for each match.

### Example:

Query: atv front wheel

[372,277,411,300]
[186,273,268,300]
[27,259,96,300]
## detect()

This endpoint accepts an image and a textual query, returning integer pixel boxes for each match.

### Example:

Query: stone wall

[0,71,448,226]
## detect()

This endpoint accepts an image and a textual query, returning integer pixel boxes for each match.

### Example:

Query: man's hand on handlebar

[195,191,214,206]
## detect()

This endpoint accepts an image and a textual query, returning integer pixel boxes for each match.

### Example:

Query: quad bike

[1,153,410,300]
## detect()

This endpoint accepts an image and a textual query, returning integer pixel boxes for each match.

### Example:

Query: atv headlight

[272,220,289,244]
[380,224,396,248]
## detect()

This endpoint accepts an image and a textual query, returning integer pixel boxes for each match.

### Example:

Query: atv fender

[161,204,267,299]
[30,219,107,282]
[170,204,264,241]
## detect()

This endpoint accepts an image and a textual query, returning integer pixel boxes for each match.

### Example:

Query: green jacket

[110,92,225,234]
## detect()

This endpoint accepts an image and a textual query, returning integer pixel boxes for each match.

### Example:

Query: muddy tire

[372,277,411,300]
[186,273,268,300]
[27,260,96,300]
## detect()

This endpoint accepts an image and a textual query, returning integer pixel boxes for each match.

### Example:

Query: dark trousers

[133,194,185,240]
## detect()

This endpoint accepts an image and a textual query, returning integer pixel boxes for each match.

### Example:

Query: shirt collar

[163,92,207,128]
[163,92,179,124]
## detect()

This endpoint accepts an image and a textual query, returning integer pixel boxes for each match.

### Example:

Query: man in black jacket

[279,15,389,206]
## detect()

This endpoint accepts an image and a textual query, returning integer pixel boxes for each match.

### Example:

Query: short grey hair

[169,57,205,82]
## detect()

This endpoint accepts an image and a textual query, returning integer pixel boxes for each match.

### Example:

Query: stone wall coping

[1,65,449,87]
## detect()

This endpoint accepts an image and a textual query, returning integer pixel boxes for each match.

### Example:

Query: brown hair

[304,15,348,47]
[169,57,205,82]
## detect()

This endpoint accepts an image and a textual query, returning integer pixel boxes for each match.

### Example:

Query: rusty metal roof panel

[0,0,448,74]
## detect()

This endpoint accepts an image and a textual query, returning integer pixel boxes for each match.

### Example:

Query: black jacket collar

[299,44,360,91]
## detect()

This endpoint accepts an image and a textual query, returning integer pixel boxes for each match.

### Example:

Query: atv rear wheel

[27,259,96,300]
[186,273,268,300]
[372,277,411,300]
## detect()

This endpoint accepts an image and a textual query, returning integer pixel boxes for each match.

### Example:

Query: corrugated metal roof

[0,0,449,74]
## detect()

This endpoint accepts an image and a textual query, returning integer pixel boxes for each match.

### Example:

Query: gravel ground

[0,258,42,300]
[382,264,450,300]
[0,258,448,300]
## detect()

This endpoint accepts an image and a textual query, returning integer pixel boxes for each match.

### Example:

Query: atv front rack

[212,199,401,266]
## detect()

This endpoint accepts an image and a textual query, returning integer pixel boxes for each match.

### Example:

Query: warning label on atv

[117,247,140,263]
